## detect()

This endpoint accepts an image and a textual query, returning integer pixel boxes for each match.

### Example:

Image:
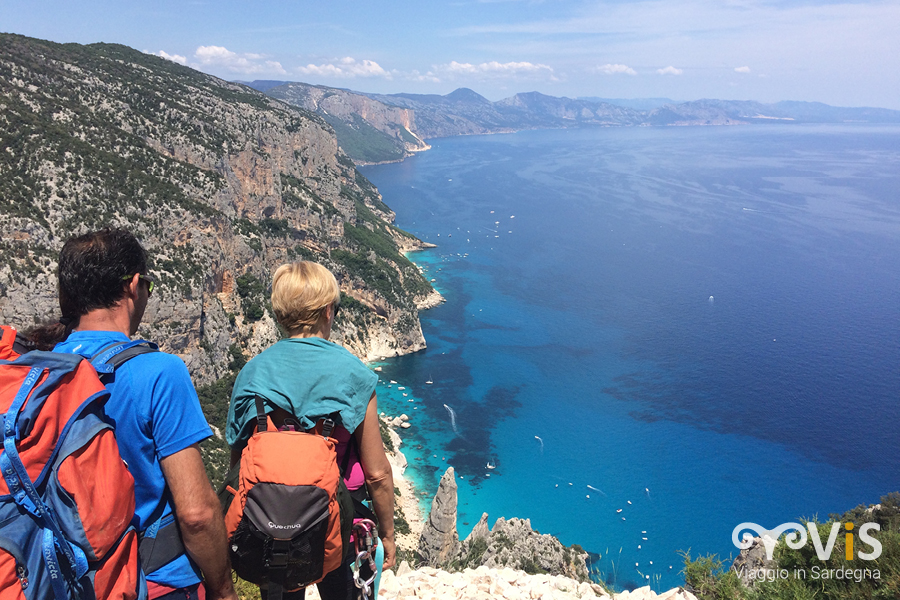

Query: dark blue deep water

[359,125,900,591]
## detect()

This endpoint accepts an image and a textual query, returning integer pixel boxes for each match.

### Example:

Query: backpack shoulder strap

[0,325,36,360]
[90,340,159,376]
[254,394,269,433]
[11,335,35,356]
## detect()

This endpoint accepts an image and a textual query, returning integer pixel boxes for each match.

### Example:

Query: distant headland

[237,79,900,164]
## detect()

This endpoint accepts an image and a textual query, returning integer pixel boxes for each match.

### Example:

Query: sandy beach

[381,413,426,551]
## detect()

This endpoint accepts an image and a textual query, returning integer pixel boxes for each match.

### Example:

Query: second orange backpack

[220,395,353,600]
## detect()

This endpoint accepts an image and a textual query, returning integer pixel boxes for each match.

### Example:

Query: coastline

[381,413,427,551]
[358,249,442,548]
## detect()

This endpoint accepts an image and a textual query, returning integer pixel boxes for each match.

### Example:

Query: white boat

[486,461,496,470]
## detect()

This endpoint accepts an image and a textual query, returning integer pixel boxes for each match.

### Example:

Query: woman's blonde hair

[270,261,340,335]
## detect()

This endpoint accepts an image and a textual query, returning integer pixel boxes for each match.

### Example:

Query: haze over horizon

[5,0,899,110]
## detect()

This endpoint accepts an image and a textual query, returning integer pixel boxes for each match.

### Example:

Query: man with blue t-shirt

[51,229,237,600]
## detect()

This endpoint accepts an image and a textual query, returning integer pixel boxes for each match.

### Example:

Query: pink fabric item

[332,425,366,490]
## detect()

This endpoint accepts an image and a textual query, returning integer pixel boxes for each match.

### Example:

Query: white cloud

[407,70,442,83]
[296,57,391,79]
[193,45,286,75]
[443,60,553,75]
[657,66,683,75]
[595,63,637,76]
[153,51,187,65]
[432,60,556,82]
[734,66,751,73]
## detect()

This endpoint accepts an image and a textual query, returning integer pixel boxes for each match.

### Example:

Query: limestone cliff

[0,34,440,385]
[418,467,462,567]
[264,82,430,164]
[417,467,589,582]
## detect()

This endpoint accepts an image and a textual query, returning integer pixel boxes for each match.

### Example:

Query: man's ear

[125,273,141,299]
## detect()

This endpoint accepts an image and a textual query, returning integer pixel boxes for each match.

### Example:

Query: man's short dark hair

[58,228,149,319]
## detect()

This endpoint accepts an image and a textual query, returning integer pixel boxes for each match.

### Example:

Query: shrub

[394,506,411,535]
[681,551,745,600]
[380,418,395,452]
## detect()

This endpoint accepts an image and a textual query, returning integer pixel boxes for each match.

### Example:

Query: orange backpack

[220,395,353,600]
[0,325,146,600]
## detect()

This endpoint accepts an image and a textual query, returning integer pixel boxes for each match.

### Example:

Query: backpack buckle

[320,418,334,439]
[268,539,291,568]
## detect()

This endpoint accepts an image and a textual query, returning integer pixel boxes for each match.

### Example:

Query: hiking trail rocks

[305,566,699,600]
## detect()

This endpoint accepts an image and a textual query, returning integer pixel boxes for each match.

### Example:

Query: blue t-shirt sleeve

[142,353,212,458]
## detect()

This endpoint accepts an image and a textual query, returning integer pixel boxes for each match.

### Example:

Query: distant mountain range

[239,80,900,164]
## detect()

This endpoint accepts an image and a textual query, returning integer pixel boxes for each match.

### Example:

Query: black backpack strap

[351,493,377,523]
[267,538,291,600]
[340,431,357,476]
[11,332,37,355]
[255,395,268,433]
[138,516,186,575]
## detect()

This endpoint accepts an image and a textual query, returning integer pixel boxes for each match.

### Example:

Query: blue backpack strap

[89,340,187,576]
[2,367,45,514]
[90,340,159,376]
[2,364,90,597]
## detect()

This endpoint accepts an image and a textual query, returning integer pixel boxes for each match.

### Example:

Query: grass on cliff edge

[682,492,900,600]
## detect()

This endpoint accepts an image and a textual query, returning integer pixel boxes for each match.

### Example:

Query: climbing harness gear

[351,519,379,600]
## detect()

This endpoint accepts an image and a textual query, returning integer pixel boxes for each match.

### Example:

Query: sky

[3,0,899,109]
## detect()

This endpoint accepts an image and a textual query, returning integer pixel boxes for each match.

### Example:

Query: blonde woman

[226,262,395,600]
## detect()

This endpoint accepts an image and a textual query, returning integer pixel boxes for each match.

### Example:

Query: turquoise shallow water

[360,125,900,591]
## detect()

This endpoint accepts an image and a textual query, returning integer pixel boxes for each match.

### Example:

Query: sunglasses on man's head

[122,273,156,296]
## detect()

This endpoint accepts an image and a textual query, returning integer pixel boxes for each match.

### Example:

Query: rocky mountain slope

[261,81,430,164]
[0,33,440,383]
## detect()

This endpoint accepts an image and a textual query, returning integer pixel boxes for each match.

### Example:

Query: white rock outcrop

[306,566,698,600]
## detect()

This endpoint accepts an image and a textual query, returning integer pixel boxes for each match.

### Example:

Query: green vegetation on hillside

[323,114,407,164]
[682,493,900,600]
[280,173,339,216]
[0,34,230,289]
[235,273,266,322]
[2,32,434,409]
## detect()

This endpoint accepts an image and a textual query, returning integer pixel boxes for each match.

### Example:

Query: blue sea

[359,124,900,592]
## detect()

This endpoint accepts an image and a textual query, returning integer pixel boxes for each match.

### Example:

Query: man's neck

[75,306,134,337]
